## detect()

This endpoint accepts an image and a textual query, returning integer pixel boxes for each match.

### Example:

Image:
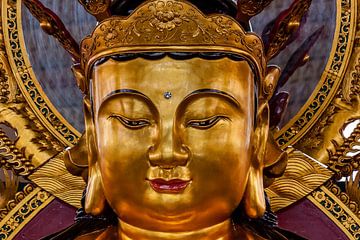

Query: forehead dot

[163,92,172,100]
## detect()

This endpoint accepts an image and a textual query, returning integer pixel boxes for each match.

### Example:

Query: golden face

[91,56,255,232]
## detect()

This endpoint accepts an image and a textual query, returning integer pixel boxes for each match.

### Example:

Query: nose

[148,122,189,168]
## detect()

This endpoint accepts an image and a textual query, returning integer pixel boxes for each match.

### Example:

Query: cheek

[95,117,154,191]
[183,119,252,204]
[184,119,252,163]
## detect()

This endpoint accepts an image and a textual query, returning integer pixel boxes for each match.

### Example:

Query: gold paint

[0,169,18,209]
[80,0,266,83]
[29,152,86,209]
[6,194,54,240]
[275,0,357,148]
[287,21,300,31]
[266,147,333,211]
[0,184,54,240]
[0,184,36,220]
[296,32,360,176]
[1,0,81,147]
[0,0,358,238]
[302,54,310,64]
[77,0,111,21]
[89,57,263,237]
[308,186,360,239]
[118,220,235,240]
[346,172,360,206]
[325,180,360,219]
[236,0,274,20]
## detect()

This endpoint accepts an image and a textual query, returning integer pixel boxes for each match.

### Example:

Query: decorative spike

[78,0,112,21]
[265,0,312,60]
[23,0,80,62]
[269,91,290,128]
[261,18,276,49]
[277,26,324,90]
[236,0,274,23]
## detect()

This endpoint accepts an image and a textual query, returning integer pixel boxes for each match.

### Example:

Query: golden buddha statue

[28,0,308,239]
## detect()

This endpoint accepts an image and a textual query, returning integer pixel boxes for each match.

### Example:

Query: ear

[243,101,269,218]
[83,97,106,215]
[262,66,281,101]
[85,161,106,215]
[63,134,89,181]
[243,66,280,218]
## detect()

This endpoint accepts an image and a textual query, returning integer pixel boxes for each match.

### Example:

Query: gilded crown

[80,0,266,81]
[24,0,313,100]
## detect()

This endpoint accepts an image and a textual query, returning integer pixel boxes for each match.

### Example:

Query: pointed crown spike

[80,0,266,81]
[236,0,274,22]
[23,0,81,62]
[77,0,112,21]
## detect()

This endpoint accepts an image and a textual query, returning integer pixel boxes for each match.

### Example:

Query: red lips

[148,179,191,193]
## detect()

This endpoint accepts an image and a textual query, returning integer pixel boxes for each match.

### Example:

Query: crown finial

[80,0,266,83]
[77,0,112,21]
[23,0,80,62]
[236,0,274,22]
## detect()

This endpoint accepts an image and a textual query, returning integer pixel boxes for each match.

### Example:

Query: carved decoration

[29,152,86,209]
[0,0,358,238]
[3,1,80,146]
[236,0,274,21]
[0,102,64,169]
[265,0,312,60]
[309,185,360,239]
[22,0,80,61]
[81,0,266,80]
[0,127,34,176]
[0,169,18,209]
[0,184,53,239]
[0,184,35,220]
[275,0,354,148]
[296,39,360,179]
[266,147,333,212]
[324,180,360,218]
[0,17,20,104]
[346,172,360,207]
[329,121,360,178]
[0,2,64,173]
[78,0,111,21]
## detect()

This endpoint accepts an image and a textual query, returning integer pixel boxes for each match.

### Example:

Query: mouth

[147,178,191,193]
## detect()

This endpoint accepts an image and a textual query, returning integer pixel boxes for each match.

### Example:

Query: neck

[118,219,235,240]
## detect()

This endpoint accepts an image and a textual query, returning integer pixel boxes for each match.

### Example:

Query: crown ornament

[80,0,266,81]
[77,0,112,21]
[236,0,274,22]
[24,0,316,128]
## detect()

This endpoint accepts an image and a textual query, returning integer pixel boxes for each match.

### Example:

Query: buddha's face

[91,56,255,232]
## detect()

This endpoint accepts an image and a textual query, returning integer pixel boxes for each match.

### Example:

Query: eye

[186,115,230,129]
[108,114,151,129]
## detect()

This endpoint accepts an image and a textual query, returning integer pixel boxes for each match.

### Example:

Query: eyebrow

[184,89,241,109]
[103,89,147,101]
[99,89,153,112]
[101,88,241,108]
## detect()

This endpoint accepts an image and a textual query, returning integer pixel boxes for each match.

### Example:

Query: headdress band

[80,0,266,81]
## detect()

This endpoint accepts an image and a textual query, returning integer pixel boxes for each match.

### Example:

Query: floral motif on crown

[80,0,266,80]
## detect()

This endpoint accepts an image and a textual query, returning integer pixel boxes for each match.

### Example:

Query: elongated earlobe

[85,161,106,215]
[243,101,269,218]
[83,97,106,215]
[243,166,266,218]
